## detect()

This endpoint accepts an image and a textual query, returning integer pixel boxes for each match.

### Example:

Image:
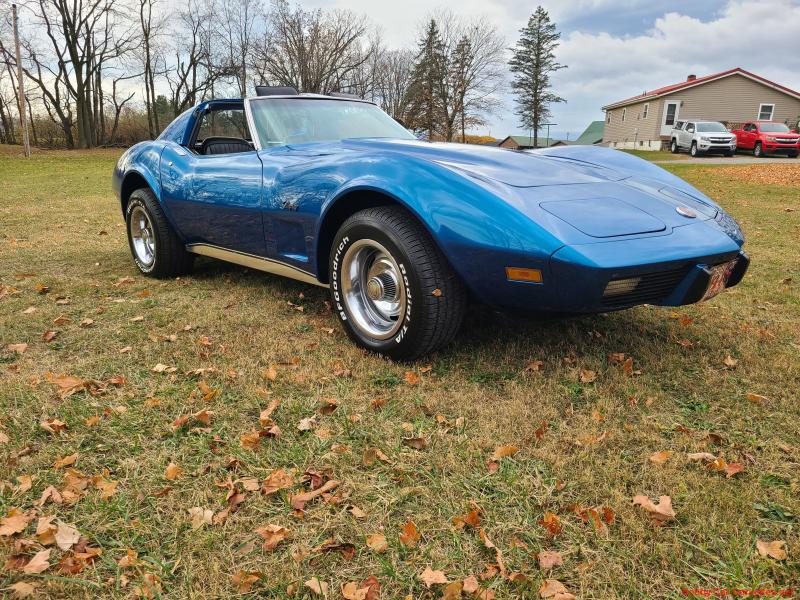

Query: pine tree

[508,7,566,148]
[405,19,447,139]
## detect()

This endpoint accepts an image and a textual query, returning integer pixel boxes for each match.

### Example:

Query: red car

[732,121,799,158]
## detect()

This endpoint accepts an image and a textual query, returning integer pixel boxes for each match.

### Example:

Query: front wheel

[670,139,679,153]
[690,142,699,157]
[329,206,467,360]
[754,142,763,157]
[125,188,194,278]
[789,151,798,159]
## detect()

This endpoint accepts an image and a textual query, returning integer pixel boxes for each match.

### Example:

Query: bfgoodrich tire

[125,188,194,278]
[329,206,467,360]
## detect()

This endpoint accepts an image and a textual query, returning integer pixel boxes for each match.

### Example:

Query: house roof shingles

[602,67,800,111]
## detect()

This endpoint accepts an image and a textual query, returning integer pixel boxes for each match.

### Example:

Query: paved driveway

[656,155,799,165]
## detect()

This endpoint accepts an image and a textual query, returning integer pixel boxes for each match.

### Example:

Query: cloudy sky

[307,0,800,140]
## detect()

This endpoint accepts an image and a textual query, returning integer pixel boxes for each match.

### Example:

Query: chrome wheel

[341,239,406,340]
[129,206,155,267]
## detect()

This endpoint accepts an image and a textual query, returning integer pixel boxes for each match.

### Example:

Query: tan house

[601,67,800,150]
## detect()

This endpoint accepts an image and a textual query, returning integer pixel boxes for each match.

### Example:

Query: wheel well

[120,172,150,214]
[315,189,407,284]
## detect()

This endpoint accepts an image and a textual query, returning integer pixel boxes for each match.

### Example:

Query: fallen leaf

[491,445,519,461]
[420,566,448,588]
[297,416,318,432]
[723,355,738,368]
[579,370,596,383]
[746,393,768,404]
[15,475,34,493]
[404,371,420,385]
[305,577,329,598]
[399,520,421,547]
[256,523,290,551]
[539,578,575,599]
[0,508,32,536]
[538,512,562,536]
[164,463,182,481]
[687,452,717,462]
[42,330,58,342]
[537,550,563,570]
[92,474,119,499]
[463,575,480,594]
[649,450,674,465]
[8,581,36,598]
[232,571,261,593]
[724,462,745,478]
[756,539,787,560]
[188,507,214,530]
[55,521,81,550]
[23,549,51,574]
[240,431,261,450]
[35,516,57,545]
[7,343,28,354]
[262,469,294,495]
[366,533,388,553]
[290,480,339,510]
[431,288,442,297]
[401,437,427,450]
[633,495,676,526]
[53,453,78,469]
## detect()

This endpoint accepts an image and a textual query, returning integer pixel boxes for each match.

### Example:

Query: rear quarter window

[158,109,193,144]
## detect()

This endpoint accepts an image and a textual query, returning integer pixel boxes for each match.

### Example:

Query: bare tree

[138,0,162,137]
[251,0,371,94]
[219,0,262,97]
[373,49,414,120]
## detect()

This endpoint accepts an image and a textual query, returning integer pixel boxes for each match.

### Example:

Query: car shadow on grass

[188,256,690,365]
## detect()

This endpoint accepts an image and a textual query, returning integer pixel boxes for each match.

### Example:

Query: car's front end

[761,134,800,155]
[695,132,737,154]
[398,143,749,314]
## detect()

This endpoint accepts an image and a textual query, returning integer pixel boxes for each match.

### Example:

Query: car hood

[298,139,722,240]
[336,138,626,187]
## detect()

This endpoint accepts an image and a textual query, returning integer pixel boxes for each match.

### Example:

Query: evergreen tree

[405,19,447,139]
[508,7,566,148]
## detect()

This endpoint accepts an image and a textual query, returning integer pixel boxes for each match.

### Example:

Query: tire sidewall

[754,143,762,157]
[330,221,423,357]
[125,195,158,275]
[671,140,678,153]
[690,142,698,157]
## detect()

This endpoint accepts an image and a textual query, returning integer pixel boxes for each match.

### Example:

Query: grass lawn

[1,145,798,599]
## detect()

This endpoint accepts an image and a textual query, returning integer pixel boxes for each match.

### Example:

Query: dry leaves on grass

[756,540,787,560]
[256,524,290,551]
[539,578,576,599]
[7,582,37,598]
[633,495,676,526]
[304,577,329,598]
[698,164,800,187]
[366,533,388,553]
[649,450,674,465]
[420,566,448,588]
[164,463,182,481]
[290,479,339,511]
[188,507,214,530]
[537,551,564,570]
[232,571,261,593]
[399,520,421,547]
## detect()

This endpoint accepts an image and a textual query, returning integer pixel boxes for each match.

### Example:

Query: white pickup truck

[669,121,737,157]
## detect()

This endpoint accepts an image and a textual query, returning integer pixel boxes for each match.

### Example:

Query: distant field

[1,146,798,598]
[621,149,683,161]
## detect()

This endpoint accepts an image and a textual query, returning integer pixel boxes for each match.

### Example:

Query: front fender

[316,156,564,304]
[113,141,166,213]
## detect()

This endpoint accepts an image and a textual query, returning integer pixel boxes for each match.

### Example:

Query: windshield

[249,98,415,147]
[758,123,791,133]
[696,122,728,132]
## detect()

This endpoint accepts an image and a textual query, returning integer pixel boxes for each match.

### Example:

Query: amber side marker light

[505,267,543,283]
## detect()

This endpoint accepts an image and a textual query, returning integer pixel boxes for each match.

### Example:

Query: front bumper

[763,142,799,155]
[697,139,736,152]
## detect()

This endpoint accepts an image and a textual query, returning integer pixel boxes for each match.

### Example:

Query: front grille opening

[602,266,688,307]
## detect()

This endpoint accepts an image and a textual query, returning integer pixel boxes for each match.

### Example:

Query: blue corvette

[112,86,748,359]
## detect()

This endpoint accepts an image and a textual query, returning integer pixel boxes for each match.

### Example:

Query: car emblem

[676,206,697,218]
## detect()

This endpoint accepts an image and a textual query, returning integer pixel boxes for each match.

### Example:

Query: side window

[197,109,250,142]
[744,123,754,132]
[686,123,695,133]
[675,121,684,130]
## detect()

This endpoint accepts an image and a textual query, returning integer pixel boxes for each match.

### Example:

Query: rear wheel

[670,139,679,153]
[125,188,193,278]
[690,142,699,157]
[724,150,733,157]
[754,142,763,157]
[329,206,467,360]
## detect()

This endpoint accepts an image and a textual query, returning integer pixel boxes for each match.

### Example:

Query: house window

[758,103,775,120]
[622,108,626,122]
[642,103,649,119]
[664,103,677,126]
[606,112,611,124]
